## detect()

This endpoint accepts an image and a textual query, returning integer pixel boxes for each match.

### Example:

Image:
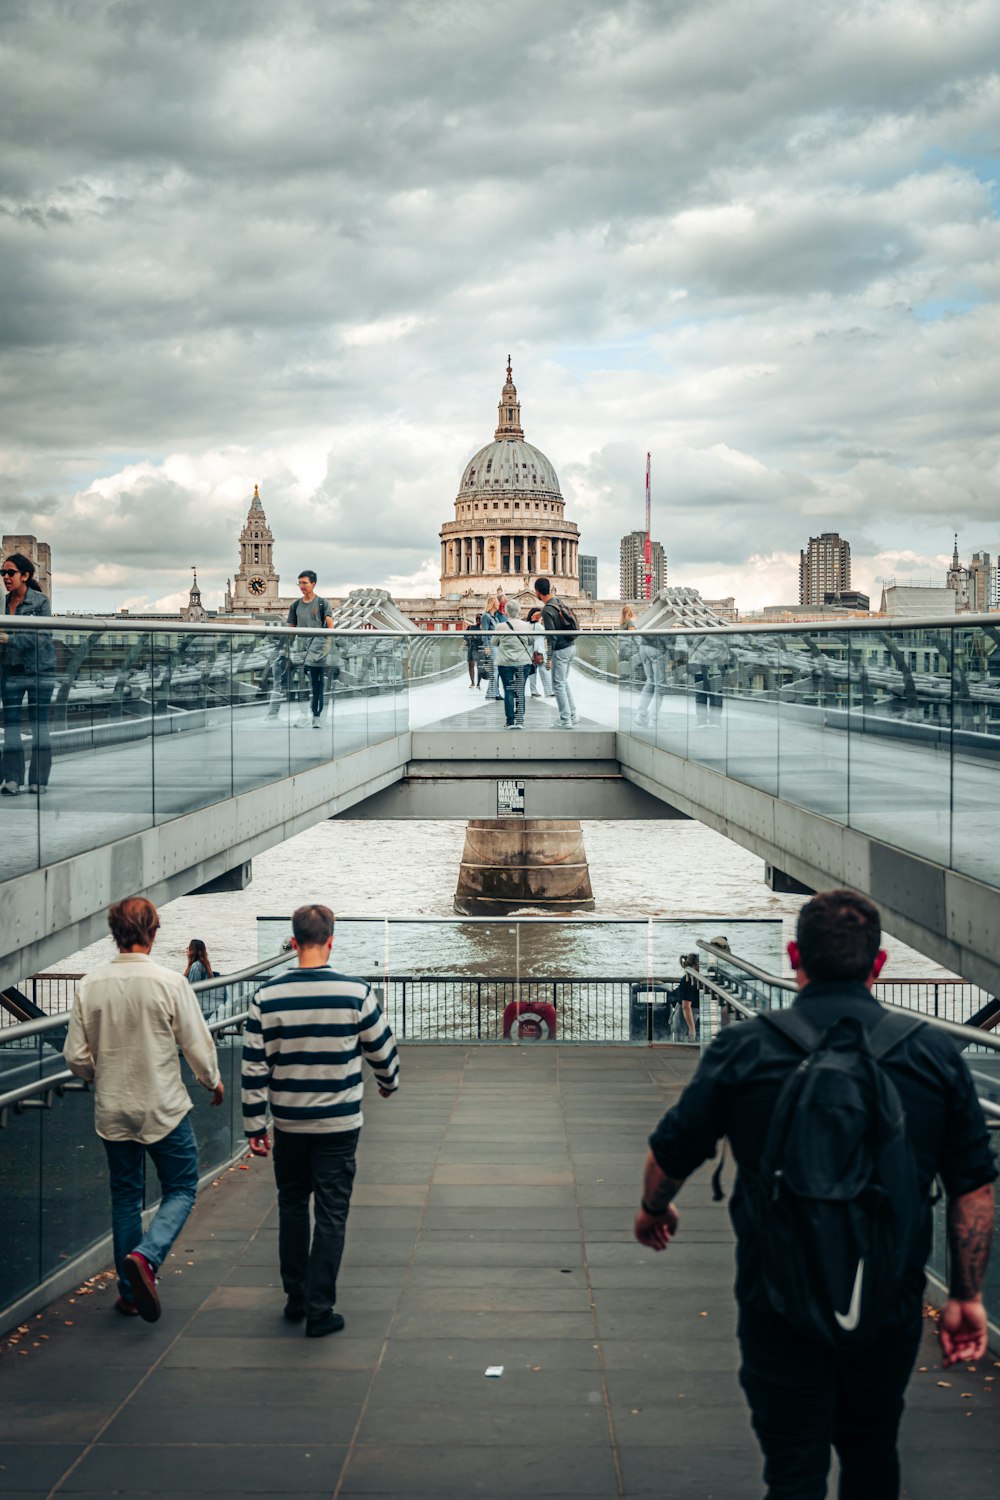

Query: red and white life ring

[502,1000,557,1041]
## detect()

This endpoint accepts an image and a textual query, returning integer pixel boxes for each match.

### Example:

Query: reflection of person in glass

[1,552,55,796]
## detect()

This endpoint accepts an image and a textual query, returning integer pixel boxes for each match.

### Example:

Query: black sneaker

[283,1297,306,1323]
[305,1311,345,1338]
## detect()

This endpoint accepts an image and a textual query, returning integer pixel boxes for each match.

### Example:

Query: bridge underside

[618,735,1000,996]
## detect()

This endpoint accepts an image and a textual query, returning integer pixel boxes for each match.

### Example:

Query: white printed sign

[497,779,526,817]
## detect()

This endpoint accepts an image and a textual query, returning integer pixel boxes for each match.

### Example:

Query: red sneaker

[123,1251,161,1322]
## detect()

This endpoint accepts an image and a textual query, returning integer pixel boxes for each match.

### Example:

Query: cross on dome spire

[250,482,263,512]
[495,355,525,441]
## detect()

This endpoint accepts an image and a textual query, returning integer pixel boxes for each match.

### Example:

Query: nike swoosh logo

[834,1258,864,1333]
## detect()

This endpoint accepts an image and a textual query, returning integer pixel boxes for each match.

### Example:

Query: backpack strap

[868,1008,925,1060]
[758,1007,823,1054]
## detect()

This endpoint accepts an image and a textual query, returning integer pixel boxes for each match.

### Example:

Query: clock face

[248,577,267,596]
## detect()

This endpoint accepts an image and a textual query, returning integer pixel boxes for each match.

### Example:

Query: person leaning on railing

[0,552,56,796]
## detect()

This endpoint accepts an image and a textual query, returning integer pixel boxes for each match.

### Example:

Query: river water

[51,817,956,984]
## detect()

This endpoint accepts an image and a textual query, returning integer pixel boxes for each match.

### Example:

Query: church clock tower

[227,485,281,614]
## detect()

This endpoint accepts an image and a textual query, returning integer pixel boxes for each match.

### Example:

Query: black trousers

[272,1127,359,1321]
[738,1306,923,1499]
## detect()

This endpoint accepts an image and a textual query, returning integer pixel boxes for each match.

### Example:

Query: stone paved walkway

[1,1046,997,1498]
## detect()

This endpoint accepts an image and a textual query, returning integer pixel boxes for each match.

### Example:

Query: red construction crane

[644,452,652,600]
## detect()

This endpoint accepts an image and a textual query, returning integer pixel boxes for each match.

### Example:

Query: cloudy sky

[2,0,999,613]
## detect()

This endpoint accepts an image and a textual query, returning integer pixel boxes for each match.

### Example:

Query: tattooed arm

[940,1182,995,1367]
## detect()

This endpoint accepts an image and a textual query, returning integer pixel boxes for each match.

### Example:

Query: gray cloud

[1,0,999,611]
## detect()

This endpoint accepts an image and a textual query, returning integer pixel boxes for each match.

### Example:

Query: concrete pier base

[454,818,595,914]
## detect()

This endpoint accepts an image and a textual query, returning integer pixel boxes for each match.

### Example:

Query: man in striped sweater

[241,903,400,1338]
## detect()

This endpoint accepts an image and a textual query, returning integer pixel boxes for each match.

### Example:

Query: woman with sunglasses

[1,553,55,796]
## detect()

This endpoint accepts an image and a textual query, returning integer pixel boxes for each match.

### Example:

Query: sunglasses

[0,569,21,578]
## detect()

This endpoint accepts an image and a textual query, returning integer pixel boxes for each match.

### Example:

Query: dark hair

[292,903,334,947]
[107,896,159,951]
[185,938,212,977]
[297,569,317,584]
[4,553,43,591]
[683,952,700,969]
[534,577,552,596]
[796,889,881,982]
[526,607,541,622]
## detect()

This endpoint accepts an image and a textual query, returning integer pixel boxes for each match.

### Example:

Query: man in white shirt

[64,897,224,1322]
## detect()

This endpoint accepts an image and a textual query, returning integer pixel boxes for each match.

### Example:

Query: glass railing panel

[649,635,692,757]
[40,627,156,867]
[374,637,405,744]
[407,632,468,729]
[39,1081,112,1281]
[255,915,783,1045]
[1,629,41,876]
[774,629,849,821]
[572,633,618,732]
[151,632,234,822]
[722,633,779,796]
[846,626,952,863]
[332,637,371,757]
[676,633,727,771]
[0,1032,42,1309]
[233,629,291,794]
[950,623,1000,888]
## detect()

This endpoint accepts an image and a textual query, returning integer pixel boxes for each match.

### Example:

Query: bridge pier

[454,818,595,913]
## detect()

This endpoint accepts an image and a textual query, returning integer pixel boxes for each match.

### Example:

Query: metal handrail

[6,612,1000,640]
[0,1003,256,1117]
[685,958,1000,1121]
[0,949,290,1045]
[695,941,1000,1053]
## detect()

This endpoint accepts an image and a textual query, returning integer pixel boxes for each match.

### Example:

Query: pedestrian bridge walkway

[2,1046,995,1500]
[3,614,1000,992]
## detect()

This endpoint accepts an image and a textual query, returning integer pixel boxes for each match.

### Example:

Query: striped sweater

[241,967,400,1136]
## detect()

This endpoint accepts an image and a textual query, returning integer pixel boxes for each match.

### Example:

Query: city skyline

[1,2,998,615]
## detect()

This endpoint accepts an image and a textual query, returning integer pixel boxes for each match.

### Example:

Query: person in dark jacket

[633,890,996,1500]
[1,552,55,795]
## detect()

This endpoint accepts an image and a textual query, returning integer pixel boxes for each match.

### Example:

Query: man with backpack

[534,576,579,728]
[633,890,996,1499]
[265,567,335,726]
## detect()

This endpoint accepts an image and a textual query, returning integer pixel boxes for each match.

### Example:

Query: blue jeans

[1,670,54,787]
[499,664,529,724]
[551,644,577,725]
[103,1114,200,1301]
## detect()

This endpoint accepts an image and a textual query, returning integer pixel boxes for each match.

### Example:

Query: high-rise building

[619,531,666,600]
[799,532,851,605]
[969,551,995,612]
[578,554,598,598]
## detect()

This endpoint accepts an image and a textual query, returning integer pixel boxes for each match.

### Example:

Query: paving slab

[2,1043,996,1500]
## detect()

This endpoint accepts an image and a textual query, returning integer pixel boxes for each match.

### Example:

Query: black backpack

[746,1006,926,1349]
